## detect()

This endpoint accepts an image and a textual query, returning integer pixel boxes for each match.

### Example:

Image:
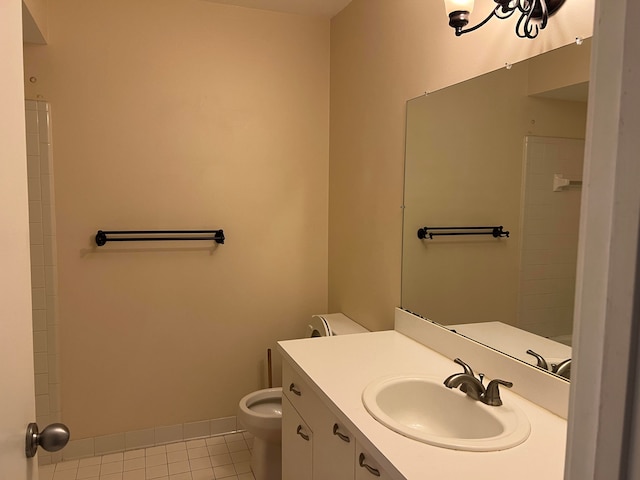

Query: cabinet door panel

[355,441,395,480]
[282,396,313,480]
[313,419,355,480]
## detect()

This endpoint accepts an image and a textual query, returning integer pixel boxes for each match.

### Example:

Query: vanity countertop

[278,330,567,480]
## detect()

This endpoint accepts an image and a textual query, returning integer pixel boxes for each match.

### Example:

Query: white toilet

[237,313,368,480]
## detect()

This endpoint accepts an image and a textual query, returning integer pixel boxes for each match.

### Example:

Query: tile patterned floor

[39,433,256,480]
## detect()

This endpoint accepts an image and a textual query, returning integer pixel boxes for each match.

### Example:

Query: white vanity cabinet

[282,395,313,480]
[282,360,393,480]
[279,323,569,480]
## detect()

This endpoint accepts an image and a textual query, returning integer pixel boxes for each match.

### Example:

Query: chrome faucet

[443,358,513,406]
[552,358,571,379]
[526,349,549,370]
[526,349,571,379]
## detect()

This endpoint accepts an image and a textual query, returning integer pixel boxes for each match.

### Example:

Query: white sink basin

[362,375,531,452]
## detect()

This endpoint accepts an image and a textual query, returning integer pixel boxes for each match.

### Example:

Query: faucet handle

[526,349,549,370]
[483,379,513,406]
[453,358,475,377]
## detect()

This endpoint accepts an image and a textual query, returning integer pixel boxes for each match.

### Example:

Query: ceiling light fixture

[444,0,565,39]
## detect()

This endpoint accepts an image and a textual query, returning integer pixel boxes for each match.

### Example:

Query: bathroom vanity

[277,309,568,480]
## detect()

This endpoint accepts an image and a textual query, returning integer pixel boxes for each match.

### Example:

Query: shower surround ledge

[277,307,569,479]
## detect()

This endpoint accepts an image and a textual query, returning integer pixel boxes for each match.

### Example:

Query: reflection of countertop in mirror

[448,321,571,367]
[279,327,567,479]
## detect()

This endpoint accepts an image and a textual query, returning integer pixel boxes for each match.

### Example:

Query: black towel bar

[417,226,509,240]
[95,229,225,246]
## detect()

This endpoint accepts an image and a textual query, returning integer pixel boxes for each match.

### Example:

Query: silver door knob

[25,422,70,458]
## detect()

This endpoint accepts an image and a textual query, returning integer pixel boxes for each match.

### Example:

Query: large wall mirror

[402,40,591,380]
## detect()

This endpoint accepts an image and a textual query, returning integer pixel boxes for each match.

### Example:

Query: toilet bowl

[237,313,368,480]
[237,387,283,480]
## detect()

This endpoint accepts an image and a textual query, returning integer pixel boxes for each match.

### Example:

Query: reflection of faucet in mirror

[526,349,571,379]
[526,349,549,370]
[443,358,513,406]
[552,359,571,379]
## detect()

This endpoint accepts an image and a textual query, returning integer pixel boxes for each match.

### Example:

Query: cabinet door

[282,395,313,480]
[355,441,395,480]
[313,416,355,480]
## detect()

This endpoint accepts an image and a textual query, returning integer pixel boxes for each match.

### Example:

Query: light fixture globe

[444,0,474,15]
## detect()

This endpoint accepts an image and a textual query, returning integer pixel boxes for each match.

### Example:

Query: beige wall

[328,0,595,331]
[23,0,329,439]
[23,0,48,43]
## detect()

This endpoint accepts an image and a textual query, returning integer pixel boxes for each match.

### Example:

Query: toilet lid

[307,315,331,337]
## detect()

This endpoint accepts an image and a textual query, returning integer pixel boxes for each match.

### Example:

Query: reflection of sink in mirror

[449,322,571,377]
[362,375,531,452]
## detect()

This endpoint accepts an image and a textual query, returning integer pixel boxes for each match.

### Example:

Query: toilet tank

[307,313,369,337]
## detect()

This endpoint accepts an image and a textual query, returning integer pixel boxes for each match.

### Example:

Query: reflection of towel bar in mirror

[417,226,509,240]
[95,229,225,246]
[553,173,583,192]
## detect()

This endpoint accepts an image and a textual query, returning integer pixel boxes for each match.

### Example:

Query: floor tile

[188,457,211,471]
[101,473,123,480]
[79,457,103,467]
[167,461,190,475]
[168,473,192,480]
[146,446,166,457]
[45,433,255,480]
[191,468,214,480]
[210,453,232,467]
[123,470,146,480]
[124,457,146,471]
[145,464,169,480]
[102,453,124,464]
[186,439,206,449]
[223,434,244,443]
[168,450,189,463]
[52,469,76,480]
[226,441,247,453]
[55,460,79,471]
[165,442,186,453]
[39,464,56,480]
[101,461,124,475]
[77,464,101,479]
[124,450,145,460]
[213,464,236,478]
[146,453,167,467]
[205,437,225,446]
[187,447,208,460]
[207,444,228,456]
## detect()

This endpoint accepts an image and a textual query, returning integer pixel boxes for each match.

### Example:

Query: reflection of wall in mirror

[518,136,584,340]
[401,42,589,337]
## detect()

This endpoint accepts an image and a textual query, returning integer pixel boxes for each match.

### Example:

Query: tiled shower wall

[518,136,585,339]
[25,99,62,465]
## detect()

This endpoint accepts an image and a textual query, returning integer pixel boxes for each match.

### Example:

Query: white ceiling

[200,0,353,17]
